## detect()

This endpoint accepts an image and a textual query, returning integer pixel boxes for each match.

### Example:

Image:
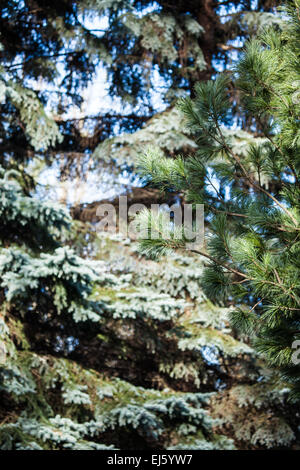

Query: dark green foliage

[0,0,279,181]
[137,1,300,398]
[1,0,299,452]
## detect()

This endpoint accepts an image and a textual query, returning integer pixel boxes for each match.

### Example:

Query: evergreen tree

[0,26,250,449]
[0,98,239,450]
[136,1,300,398]
[1,0,300,452]
[0,0,279,189]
